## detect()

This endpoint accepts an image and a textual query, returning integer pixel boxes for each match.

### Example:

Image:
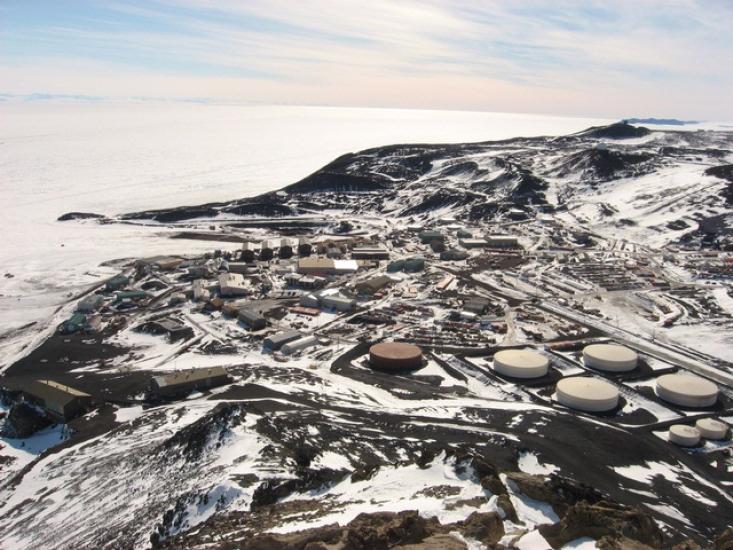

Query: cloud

[0,0,731,118]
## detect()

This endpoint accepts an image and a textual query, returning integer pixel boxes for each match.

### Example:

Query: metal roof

[152,367,229,388]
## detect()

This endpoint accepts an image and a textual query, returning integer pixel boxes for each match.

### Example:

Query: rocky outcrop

[250,468,349,509]
[581,122,651,139]
[539,500,663,549]
[449,511,504,546]
[0,402,52,438]
[160,403,245,461]
[713,527,733,550]
[57,211,105,221]
[505,472,604,516]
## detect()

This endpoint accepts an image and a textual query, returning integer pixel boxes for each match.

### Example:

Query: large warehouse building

[369,342,423,371]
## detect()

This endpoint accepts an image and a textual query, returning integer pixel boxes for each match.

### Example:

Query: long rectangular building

[151,367,230,398]
[23,379,93,421]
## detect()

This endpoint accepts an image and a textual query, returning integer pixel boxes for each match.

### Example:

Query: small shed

[77,295,104,313]
[105,274,129,291]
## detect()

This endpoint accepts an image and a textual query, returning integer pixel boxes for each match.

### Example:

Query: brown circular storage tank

[369,342,423,371]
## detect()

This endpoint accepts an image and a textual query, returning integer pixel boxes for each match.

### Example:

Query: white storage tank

[556,377,619,412]
[583,344,638,372]
[656,374,719,408]
[695,418,729,440]
[493,349,549,379]
[669,424,701,447]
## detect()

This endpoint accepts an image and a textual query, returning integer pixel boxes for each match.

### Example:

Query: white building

[192,279,210,302]
[218,273,250,297]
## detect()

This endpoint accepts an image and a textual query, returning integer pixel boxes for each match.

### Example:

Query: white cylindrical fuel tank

[656,374,719,408]
[669,424,701,447]
[493,349,549,379]
[695,418,729,440]
[556,377,619,412]
[583,344,638,372]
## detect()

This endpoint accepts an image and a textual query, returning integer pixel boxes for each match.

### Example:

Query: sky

[1,0,732,119]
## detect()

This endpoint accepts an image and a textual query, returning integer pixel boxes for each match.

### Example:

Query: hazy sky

[2,0,732,119]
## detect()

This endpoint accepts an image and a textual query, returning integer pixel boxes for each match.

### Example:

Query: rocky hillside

[116,122,733,250]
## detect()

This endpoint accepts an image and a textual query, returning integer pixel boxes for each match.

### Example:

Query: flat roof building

[485,235,519,248]
[459,238,490,249]
[238,309,267,330]
[321,294,356,312]
[352,245,390,260]
[145,318,194,342]
[297,257,358,275]
[219,273,250,297]
[355,275,395,295]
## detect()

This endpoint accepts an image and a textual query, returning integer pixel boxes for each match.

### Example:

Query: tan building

[23,379,93,420]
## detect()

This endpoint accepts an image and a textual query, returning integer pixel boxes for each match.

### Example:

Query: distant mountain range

[625,117,699,126]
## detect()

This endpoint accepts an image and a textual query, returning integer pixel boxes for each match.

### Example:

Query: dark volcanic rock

[222,202,295,217]
[286,171,391,193]
[581,122,651,139]
[344,511,438,549]
[123,205,221,223]
[539,500,663,549]
[161,403,245,461]
[713,527,733,549]
[505,472,604,517]
[57,211,105,222]
[251,468,349,509]
[402,189,476,216]
[705,165,733,206]
[0,402,52,438]
[705,164,733,183]
[448,511,504,545]
[557,148,654,180]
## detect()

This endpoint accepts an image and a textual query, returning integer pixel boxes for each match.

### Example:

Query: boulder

[450,511,504,545]
[345,511,440,549]
[713,527,733,550]
[0,402,52,438]
[496,494,519,523]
